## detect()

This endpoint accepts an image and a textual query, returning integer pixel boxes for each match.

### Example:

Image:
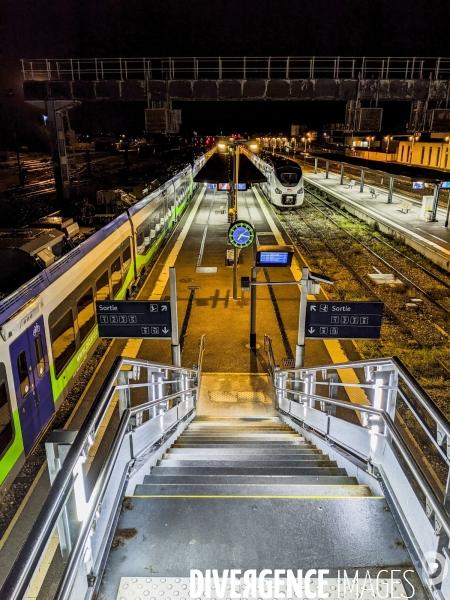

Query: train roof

[0,163,193,324]
[260,153,302,171]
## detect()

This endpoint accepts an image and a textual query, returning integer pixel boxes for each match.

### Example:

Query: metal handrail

[265,331,450,456]
[275,385,450,540]
[0,354,201,600]
[280,355,450,443]
[20,56,450,82]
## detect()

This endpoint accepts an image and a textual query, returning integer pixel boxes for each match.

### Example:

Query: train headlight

[275,188,282,194]
[297,188,303,194]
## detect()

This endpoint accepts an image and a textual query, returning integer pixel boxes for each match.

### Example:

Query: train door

[10,316,54,455]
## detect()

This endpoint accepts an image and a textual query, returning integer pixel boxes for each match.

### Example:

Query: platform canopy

[193,152,267,184]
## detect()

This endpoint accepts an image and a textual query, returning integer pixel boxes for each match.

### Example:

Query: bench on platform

[347,179,356,189]
[369,188,379,199]
[398,200,413,214]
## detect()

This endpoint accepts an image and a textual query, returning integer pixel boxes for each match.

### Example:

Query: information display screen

[413,182,425,190]
[217,183,247,191]
[442,181,450,189]
[256,251,291,267]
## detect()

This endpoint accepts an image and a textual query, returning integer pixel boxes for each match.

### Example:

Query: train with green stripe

[0,155,208,499]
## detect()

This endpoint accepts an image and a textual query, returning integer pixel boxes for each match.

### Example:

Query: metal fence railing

[21,57,450,82]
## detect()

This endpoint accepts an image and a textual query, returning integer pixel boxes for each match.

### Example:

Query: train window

[111,256,122,298]
[96,271,110,301]
[0,377,13,457]
[136,219,151,255]
[77,288,95,343]
[34,335,45,378]
[51,310,76,377]
[17,351,30,397]
[136,229,144,252]
[123,244,131,273]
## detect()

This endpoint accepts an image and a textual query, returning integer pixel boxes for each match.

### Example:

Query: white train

[0,153,209,500]
[247,150,304,208]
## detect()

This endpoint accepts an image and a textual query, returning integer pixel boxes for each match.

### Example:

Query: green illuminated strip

[0,411,24,487]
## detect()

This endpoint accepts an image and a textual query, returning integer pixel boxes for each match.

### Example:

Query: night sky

[1,0,449,143]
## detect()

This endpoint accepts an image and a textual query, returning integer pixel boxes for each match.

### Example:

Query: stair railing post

[117,370,131,419]
[369,366,398,466]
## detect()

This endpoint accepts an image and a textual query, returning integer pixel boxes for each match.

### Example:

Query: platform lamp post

[231,143,240,300]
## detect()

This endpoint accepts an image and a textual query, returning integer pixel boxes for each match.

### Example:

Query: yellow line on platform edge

[131,495,383,499]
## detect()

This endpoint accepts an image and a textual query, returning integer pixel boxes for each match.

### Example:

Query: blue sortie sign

[96,301,172,339]
[305,301,383,339]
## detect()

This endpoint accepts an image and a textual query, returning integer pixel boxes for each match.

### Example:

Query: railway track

[287,191,450,368]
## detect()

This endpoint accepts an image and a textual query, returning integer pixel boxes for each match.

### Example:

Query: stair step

[166,448,322,456]
[142,474,360,485]
[158,458,335,467]
[192,416,281,421]
[187,424,292,429]
[107,496,409,577]
[179,434,299,439]
[151,466,347,476]
[177,434,304,445]
[173,441,309,447]
[133,483,373,497]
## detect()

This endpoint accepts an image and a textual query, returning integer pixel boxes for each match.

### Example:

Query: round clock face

[228,220,255,249]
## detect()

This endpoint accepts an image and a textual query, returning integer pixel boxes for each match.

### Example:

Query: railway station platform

[1,182,450,600]
[304,170,450,271]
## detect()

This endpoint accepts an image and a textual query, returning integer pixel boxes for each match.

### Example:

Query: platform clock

[228,220,255,249]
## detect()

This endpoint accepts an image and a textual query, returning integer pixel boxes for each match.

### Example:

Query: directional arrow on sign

[310,305,317,311]
[308,327,316,334]
[161,306,168,312]
[162,327,169,334]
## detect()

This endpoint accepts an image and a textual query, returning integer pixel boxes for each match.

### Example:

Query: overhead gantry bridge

[21,56,450,200]
[22,55,450,102]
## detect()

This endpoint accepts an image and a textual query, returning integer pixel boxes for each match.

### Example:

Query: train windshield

[276,166,302,186]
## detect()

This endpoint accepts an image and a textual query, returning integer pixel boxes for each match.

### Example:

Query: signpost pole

[250,266,257,349]
[169,267,181,366]
[250,242,258,349]
[295,267,309,368]
[387,176,394,204]
[431,183,441,221]
[233,145,240,300]
[445,191,450,228]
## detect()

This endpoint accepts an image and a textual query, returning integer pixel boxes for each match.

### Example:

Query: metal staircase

[3,340,450,600]
[98,416,415,599]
